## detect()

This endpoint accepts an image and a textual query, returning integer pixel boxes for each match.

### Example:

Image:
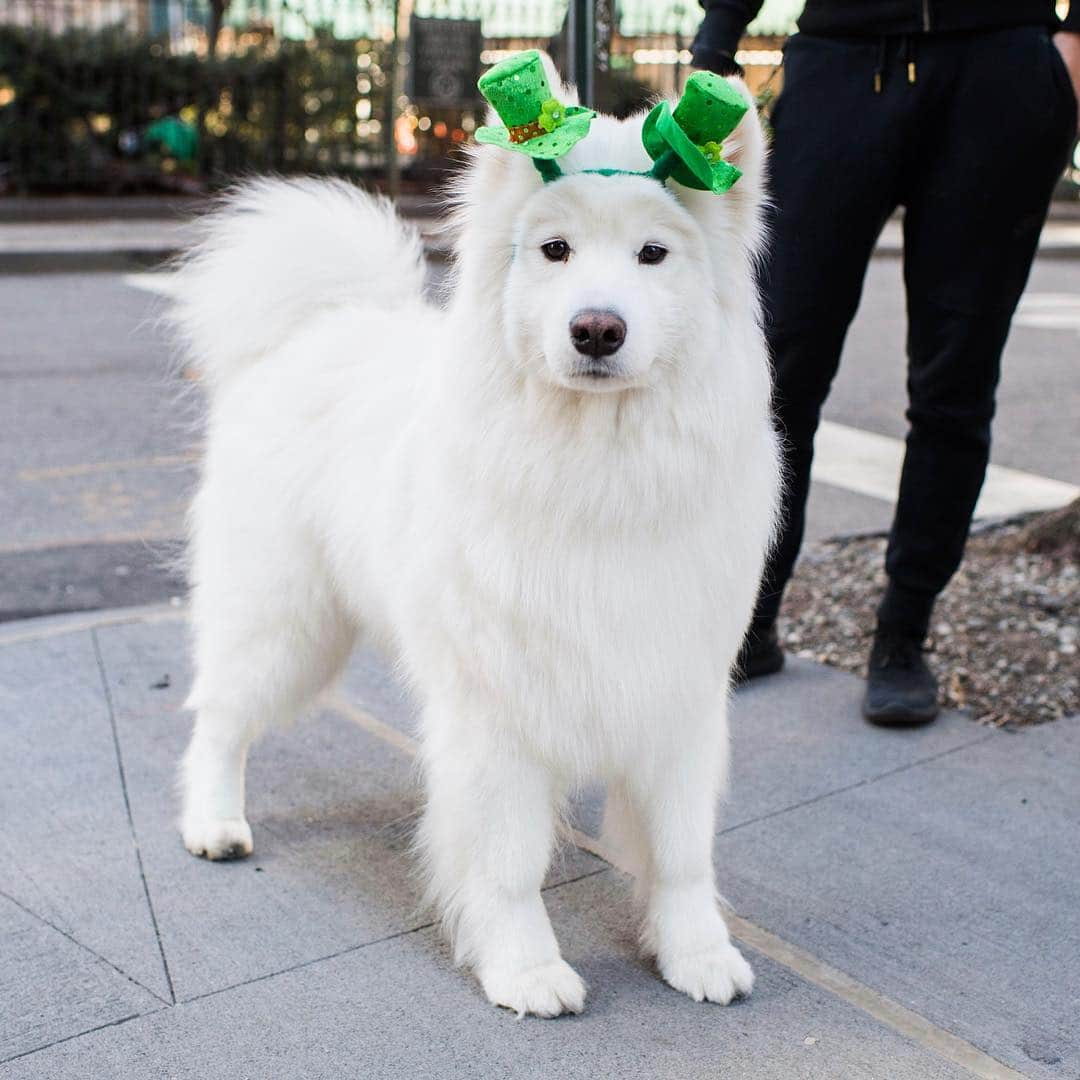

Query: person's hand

[1053,31,1080,132]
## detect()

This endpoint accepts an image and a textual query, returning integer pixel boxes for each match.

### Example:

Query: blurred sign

[409,17,484,106]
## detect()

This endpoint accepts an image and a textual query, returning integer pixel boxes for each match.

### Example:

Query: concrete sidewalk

[0,196,444,273]
[2,605,1076,1078]
[2,208,1080,272]
[0,216,448,273]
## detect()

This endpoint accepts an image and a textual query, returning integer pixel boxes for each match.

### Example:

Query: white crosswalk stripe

[124,271,177,297]
[813,420,1078,518]
[1013,292,1080,335]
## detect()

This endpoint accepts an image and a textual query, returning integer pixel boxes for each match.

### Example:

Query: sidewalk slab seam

[1,869,978,1080]
[2,866,610,1071]
[711,717,1080,1079]
[90,618,601,1002]
[2,1010,166,1068]
[0,893,165,1064]
[0,631,176,1000]
[0,885,170,1007]
[5,609,1071,1078]
[91,628,178,1004]
[716,728,998,840]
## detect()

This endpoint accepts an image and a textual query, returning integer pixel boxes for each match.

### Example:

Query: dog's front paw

[481,959,586,1018]
[659,942,754,1005]
[182,817,253,860]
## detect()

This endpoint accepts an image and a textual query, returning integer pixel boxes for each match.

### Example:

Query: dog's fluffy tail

[170,177,426,388]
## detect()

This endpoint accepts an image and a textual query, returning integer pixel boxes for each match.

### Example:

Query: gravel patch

[780,513,1079,727]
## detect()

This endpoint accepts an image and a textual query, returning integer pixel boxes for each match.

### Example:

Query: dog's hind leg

[179,528,354,861]
[416,708,585,1018]
[624,704,754,1005]
[600,780,652,891]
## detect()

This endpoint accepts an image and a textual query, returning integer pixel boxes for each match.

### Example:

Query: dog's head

[448,55,768,395]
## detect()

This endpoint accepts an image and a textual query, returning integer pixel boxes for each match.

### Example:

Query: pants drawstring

[874,35,918,92]
[903,34,918,84]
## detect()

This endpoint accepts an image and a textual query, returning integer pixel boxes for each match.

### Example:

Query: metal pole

[385,0,412,201]
[567,0,595,108]
[384,0,400,200]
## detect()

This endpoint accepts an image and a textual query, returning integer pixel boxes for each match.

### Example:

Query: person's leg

[742,34,906,668]
[884,26,1077,639]
[863,25,1076,724]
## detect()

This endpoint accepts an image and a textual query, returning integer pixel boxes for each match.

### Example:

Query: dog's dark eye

[638,243,668,266]
[541,239,570,263]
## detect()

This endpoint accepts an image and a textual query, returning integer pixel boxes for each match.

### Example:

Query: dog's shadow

[242,715,667,1019]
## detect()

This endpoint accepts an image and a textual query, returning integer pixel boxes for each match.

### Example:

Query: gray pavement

[1,271,196,554]
[0,207,445,274]
[2,606,1077,1077]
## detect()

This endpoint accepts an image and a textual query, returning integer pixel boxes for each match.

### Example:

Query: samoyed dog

[173,61,779,1017]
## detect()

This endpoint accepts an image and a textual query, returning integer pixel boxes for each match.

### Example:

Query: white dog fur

[173,59,780,1018]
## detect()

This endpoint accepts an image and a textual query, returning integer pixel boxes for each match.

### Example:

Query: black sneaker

[733,623,784,685]
[863,628,939,726]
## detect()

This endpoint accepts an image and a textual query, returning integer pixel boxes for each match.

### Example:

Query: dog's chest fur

[369,373,772,770]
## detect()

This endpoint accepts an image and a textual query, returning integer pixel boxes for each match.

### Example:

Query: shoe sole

[862,701,940,727]
[732,652,784,686]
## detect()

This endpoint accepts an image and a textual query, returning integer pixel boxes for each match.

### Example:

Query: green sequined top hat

[642,71,748,193]
[475,50,595,160]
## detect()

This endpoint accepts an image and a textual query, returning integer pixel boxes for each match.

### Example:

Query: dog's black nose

[569,311,627,358]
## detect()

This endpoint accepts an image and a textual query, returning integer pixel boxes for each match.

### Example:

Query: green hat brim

[474,107,595,160]
[642,101,742,194]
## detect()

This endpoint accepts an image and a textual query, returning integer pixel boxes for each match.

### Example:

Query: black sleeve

[691,0,766,71]
[1062,5,1080,33]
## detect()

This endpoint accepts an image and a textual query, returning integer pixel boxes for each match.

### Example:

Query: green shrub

[0,24,388,191]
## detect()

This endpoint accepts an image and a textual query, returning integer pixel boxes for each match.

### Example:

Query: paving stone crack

[12,634,1024,1077]
[0,886,171,1006]
[0,861,609,1066]
[331,691,1028,1078]
[717,732,999,840]
[0,1010,168,1066]
[91,628,178,1005]
[177,865,610,1008]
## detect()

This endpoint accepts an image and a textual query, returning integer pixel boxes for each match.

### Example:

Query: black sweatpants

[755,25,1077,640]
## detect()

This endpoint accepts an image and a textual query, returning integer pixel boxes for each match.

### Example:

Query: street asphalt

[3,250,1078,619]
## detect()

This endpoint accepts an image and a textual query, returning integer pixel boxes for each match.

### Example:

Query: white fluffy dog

[173,61,780,1017]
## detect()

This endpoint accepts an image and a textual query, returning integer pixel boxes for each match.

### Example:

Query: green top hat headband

[475,51,596,162]
[475,53,747,192]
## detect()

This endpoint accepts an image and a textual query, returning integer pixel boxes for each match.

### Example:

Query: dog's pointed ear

[537,50,580,107]
[703,76,768,257]
[717,77,765,187]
